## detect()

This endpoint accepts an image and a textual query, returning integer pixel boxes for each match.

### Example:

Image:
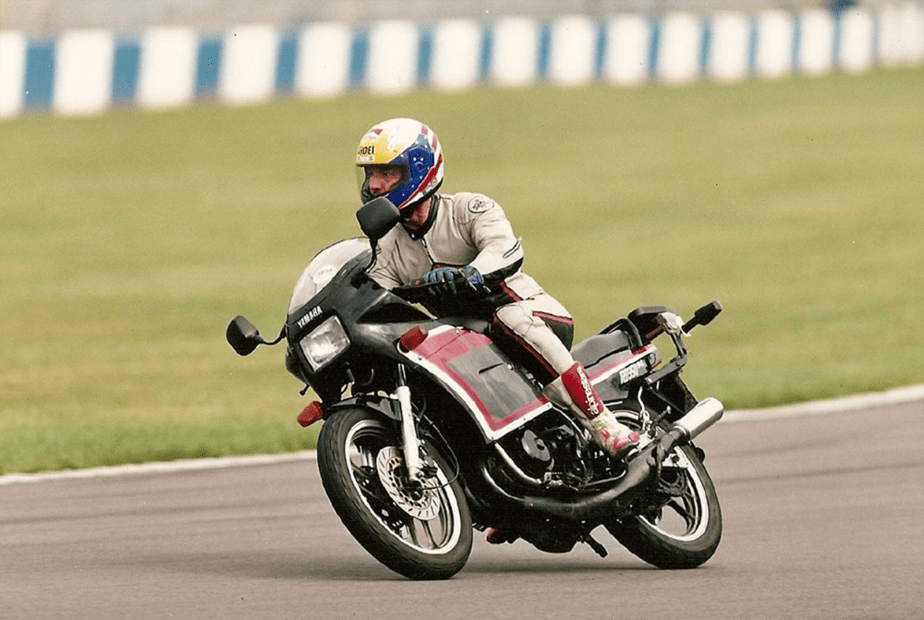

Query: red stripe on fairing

[413,328,549,433]
[413,329,499,426]
[412,328,655,436]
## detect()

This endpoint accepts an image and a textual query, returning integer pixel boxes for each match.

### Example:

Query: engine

[495,413,593,490]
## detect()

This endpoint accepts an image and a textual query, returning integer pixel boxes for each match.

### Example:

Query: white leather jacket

[368,192,555,318]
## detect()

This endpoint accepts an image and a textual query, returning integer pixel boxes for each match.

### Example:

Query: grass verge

[2,67,922,473]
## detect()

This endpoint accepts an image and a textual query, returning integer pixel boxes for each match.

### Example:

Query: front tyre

[606,443,722,569]
[316,407,472,580]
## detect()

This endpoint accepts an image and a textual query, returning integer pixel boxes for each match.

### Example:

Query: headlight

[300,316,350,371]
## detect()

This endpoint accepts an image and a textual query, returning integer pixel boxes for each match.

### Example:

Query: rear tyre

[316,407,472,580]
[606,442,722,569]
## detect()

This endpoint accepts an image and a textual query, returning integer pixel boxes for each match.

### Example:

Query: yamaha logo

[297,306,322,329]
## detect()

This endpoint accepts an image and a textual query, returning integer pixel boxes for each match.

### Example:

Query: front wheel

[316,407,472,580]
[605,442,722,569]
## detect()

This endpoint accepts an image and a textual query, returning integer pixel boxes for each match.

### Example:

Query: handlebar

[682,301,723,334]
[392,282,438,303]
[392,279,482,304]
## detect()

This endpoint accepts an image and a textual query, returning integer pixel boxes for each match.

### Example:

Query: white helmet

[355,118,444,210]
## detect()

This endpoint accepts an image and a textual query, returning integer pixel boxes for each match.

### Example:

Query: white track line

[2,384,921,486]
[725,383,924,422]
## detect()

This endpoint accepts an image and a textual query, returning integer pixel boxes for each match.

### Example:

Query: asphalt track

[2,387,922,620]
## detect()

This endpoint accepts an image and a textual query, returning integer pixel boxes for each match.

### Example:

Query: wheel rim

[638,447,711,542]
[344,419,464,555]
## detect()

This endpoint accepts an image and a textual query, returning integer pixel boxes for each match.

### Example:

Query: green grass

[2,67,922,474]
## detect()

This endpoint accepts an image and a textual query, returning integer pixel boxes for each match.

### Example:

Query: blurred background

[2,0,876,33]
[1,0,921,473]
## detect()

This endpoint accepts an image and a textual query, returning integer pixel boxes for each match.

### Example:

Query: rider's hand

[416,265,484,297]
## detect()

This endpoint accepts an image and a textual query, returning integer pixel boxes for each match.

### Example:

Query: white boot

[543,362,640,458]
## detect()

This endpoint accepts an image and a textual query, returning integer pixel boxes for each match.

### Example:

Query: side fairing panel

[402,326,551,439]
[402,325,657,440]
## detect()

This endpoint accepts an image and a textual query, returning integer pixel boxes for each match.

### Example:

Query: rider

[357,118,640,534]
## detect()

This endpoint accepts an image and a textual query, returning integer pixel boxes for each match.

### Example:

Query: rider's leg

[493,300,639,458]
[542,362,640,458]
[486,300,640,545]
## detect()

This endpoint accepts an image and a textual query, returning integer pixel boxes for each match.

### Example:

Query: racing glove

[417,265,485,297]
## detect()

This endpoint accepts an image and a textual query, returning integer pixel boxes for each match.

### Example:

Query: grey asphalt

[2,398,922,620]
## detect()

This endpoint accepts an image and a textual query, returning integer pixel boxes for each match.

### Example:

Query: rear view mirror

[356,197,401,241]
[226,315,265,356]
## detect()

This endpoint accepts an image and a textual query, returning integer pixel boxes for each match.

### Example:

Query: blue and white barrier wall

[1,4,923,119]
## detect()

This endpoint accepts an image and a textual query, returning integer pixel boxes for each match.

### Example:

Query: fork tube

[395,364,422,479]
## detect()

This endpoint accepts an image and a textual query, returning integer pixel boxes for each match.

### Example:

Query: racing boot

[543,362,640,458]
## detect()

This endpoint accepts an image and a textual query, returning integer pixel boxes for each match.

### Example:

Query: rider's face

[366,165,404,198]
[365,164,431,231]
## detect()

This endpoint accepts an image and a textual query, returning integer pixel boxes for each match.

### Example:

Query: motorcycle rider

[357,118,640,538]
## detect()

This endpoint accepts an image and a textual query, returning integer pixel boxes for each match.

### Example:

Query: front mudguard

[324,394,402,424]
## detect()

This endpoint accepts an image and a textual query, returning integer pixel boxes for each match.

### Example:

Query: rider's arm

[461,195,525,287]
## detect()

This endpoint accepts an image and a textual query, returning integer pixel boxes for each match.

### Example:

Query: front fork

[394,364,423,482]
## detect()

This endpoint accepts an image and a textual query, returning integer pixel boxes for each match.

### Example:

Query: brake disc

[375,446,441,520]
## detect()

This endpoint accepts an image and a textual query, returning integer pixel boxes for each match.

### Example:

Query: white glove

[657,312,685,335]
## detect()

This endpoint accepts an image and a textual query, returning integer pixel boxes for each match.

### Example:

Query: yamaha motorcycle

[226,197,725,580]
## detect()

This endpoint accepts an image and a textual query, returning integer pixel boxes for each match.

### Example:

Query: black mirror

[356,197,401,241]
[226,315,265,356]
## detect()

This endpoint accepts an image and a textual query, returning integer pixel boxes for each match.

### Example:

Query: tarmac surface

[2,389,922,619]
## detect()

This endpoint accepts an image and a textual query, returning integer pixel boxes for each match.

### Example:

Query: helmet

[355,118,444,210]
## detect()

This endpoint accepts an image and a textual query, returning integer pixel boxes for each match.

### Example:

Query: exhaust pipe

[479,397,725,523]
[667,397,724,443]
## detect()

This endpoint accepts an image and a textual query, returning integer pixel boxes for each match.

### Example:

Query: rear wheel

[605,442,722,568]
[316,407,472,580]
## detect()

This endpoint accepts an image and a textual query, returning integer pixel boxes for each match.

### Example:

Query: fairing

[288,239,370,315]
[400,324,657,441]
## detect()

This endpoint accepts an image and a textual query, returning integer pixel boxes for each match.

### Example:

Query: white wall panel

[755,11,794,78]
[430,20,482,91]
[366,20,419,94]
[603,14,651,86]
[898,2,924,62]
[137,27,198,109]
[220,24,278,104]
[707,12,751,82]
[797,10,834,75]
[296,22,351,97]
[0,31,27,118]
[491,17,540,87]
[548,15,597,86]
[54,29,114,115]
[839,8,875,72]
[657,12,703,84]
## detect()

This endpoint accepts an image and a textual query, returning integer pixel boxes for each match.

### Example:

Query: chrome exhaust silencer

[667,397,724,443]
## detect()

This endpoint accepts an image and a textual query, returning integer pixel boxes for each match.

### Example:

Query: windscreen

[288,238,370,315]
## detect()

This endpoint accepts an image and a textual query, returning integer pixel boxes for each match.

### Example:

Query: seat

[571,331,632,371]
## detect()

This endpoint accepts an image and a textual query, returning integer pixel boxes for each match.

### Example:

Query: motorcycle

[226,197,725,580]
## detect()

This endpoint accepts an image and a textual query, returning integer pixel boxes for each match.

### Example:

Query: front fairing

[288,238,370,315]
[284,239,430,396]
